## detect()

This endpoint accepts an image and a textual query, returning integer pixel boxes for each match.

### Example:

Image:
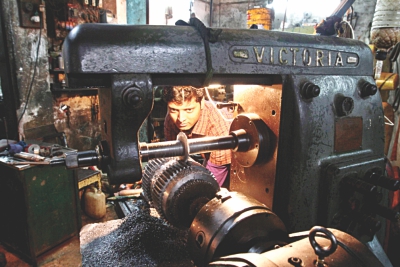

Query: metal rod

[8,161,50,165]
[140,133,247,160]
[189,135,237,154]
[77,150,100,167]
[210,0,213,27]
[331,0,356,18]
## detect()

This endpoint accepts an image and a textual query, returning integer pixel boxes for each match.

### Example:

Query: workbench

[0,157,81,266]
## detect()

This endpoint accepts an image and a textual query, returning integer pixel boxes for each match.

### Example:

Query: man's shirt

[164,101,232,166]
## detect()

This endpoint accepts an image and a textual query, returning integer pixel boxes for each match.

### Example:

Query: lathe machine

[60,19,398,266]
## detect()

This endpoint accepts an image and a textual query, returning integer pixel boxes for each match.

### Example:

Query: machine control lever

[341,176,382,202]
[365,171,400,191]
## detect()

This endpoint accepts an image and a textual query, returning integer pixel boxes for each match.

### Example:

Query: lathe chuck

[142,157,220,229]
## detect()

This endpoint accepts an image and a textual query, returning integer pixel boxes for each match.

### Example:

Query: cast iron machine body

[62,23,394,266]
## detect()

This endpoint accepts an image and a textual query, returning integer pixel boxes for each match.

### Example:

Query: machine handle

[309,226,338,262]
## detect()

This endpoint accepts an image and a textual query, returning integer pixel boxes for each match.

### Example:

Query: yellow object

[78,170,102,191]
[84,185,106,219]
[247,8,272,30]
[376,72,399,90]
[369,44,376,54]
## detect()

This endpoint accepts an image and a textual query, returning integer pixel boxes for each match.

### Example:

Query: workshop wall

[1,1,104,151]
[127,0,146,24]
[193,0,261,28]
[1,1,53,139]
[351,0,377,42]
[53,95,101,150]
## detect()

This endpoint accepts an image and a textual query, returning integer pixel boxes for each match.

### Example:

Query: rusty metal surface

[230,85,282,209]
[230,113,270,167]
[334,117,363,153]
[63,24,373,88]
[273,74,385,235]
[98,74,153,184]
[188,190,287,267]
[251,228,384,267]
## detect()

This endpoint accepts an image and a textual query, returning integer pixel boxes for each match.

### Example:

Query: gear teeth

[152,160,192,223]
[142,157,171,203]
[143,157,216,228]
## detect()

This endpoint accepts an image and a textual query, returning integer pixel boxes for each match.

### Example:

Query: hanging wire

[18,16,43,124]
[385,115,395,126]
[388,42,400,112]
[338,20,354,39]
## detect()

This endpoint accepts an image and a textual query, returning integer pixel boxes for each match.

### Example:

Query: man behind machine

[163,86,232,188]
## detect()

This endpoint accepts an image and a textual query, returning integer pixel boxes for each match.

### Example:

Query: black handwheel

[309,226,338,258]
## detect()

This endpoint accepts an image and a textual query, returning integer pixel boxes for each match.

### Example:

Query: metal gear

[142,157,175,204]
[142,157,219,229]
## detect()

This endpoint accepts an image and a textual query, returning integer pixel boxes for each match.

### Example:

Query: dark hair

[162,86,204,104]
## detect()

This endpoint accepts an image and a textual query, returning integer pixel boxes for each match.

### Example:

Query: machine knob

[360,81,378,98]
[122,87,144,108]
[301,82,320,99]
[375,50,387,61]
[334,95,354,116]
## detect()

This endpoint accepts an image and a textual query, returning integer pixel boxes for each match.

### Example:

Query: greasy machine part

[208,227,384,267]
[229,113,271,167]
[188,189,288,267]
[142,157,219,229]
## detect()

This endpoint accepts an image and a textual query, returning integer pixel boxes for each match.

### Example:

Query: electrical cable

[175,17,222,87]
[339,20,355,39]
[18,17,42,125]
[392,87,400,112]
[389,42,400,63]
[378,73,396,91]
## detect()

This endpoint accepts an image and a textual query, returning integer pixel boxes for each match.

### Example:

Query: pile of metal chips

[81,199,194,267]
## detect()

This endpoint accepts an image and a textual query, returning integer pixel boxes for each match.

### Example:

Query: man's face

[167,98,202,131]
